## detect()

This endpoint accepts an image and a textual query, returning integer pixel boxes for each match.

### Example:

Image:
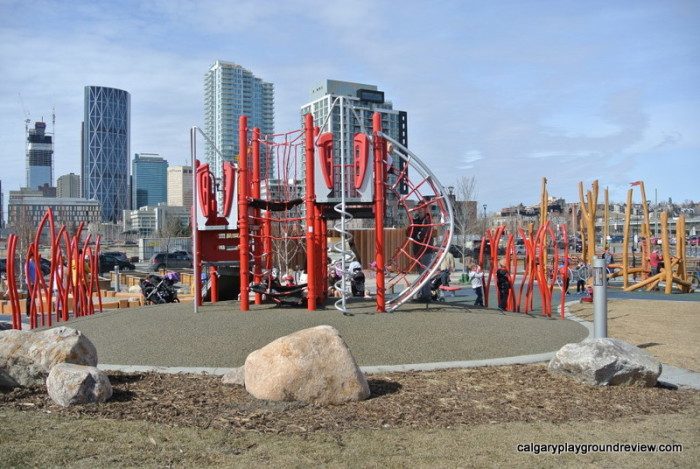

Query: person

[0,273,8,300]
[602,247,613,266]
[25,258,37,317]
[649,247,661,276]
[558,261,570,295]
[439,250,456,288]
[574,261,588,293]
[53,261,67,311]
[496,261,511,312]
[468,264,484,307]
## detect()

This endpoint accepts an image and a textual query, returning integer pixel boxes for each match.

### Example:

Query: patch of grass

[1,407,698,467]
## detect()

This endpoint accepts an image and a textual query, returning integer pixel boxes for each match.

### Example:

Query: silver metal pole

[191,127,199,314]
[593,257,608,338]
[114,265,120,292]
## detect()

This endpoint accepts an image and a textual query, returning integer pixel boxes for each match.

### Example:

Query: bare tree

[452,175,478,271]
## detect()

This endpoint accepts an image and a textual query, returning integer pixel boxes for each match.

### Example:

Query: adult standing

[25,258,37,317]
[574,261,588,293]
[496,261,511,312]
[439,250,456,287]
[468,264,484,307]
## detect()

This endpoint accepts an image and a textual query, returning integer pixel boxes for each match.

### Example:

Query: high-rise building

[26,121,54,190]
[131,153,168,209]
[0,179,4,229]
[167,165,193,207]
[57,173,81,198]
[204,60,274,178]
[82,86,130,222]
[300,80,408,225]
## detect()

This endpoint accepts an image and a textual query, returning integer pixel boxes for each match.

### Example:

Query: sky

[1,0,698,218]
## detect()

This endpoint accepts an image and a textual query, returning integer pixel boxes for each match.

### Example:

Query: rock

[46,363,112,407]
[548,338,661,387]
[244,325,369,405]
[222,366,245,386]
[0,327,98,388]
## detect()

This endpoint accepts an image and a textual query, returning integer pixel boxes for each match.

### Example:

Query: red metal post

[320,208,328,301]
[210,265,219,303]
[252,128,263,305]
[373,112,386,312]
[314,204,323,301]
[193,159,202,307]
[304,113,317,310]
[238,116,250,311]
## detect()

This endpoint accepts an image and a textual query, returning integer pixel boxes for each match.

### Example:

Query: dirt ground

[1,365,698,467]
[569,299,700,371]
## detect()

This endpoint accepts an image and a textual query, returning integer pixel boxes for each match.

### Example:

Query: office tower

[131,153,168,209]
[0,179,4,229]
[82,86,130,222]
[204,60,274,178]
[167,165,193,207]
[56,173,81,198]
[26,121,54,190]
[300,80,408,224]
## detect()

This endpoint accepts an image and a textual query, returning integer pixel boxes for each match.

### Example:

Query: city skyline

[0,0,698,218]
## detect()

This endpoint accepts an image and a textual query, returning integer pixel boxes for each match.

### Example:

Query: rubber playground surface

[59,293,587,368]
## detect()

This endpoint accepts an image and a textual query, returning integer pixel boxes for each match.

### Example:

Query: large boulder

[46,363,112,407]
[0,327,98,388]
[548,338,661,387]
[244,325,370,405]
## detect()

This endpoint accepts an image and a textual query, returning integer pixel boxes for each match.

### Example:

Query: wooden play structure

[583,179,691,294]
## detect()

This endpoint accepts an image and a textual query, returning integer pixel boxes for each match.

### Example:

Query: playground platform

[60,300,588,368]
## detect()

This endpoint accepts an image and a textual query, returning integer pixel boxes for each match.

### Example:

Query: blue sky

[1,0,698,217]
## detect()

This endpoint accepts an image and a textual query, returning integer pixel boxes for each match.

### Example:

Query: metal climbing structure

[3,208,102,329]
[190,110,454,314]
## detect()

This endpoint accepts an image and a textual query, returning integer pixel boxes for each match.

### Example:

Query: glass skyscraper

[131,153,168,209]
[204,60,274,179]
[82,86,130,222]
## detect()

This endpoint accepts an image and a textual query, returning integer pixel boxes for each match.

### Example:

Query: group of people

[466,262,511,311]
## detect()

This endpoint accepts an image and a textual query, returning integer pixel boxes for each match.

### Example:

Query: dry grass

[569,299,700,371]
[1,408,697,467]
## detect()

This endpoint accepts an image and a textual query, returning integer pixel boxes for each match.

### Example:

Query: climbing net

[378,134,454,311]
[248,129,307,282]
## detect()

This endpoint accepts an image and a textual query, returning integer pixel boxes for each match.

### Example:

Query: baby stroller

[140,272,180,305]
[349,261,366,297]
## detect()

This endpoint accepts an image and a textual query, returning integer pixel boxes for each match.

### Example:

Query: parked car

[102,251,128,263]
[99,254,135,274]
[689,235,700,246]
[609,235,624,243]
[149,252,193,271]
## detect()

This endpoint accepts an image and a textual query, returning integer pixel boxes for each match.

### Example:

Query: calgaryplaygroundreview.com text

[516,442,683,455]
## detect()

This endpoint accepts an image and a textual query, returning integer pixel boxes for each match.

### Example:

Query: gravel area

[62,300,588,368]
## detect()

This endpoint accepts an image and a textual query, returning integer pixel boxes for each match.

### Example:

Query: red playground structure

[190,102,455,314]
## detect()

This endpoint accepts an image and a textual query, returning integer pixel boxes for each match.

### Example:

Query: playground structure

[481,178,693,318]
[616,181,691,294]
[3,208,102,330]
[191,100,454,314]
[478,220,570,319]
